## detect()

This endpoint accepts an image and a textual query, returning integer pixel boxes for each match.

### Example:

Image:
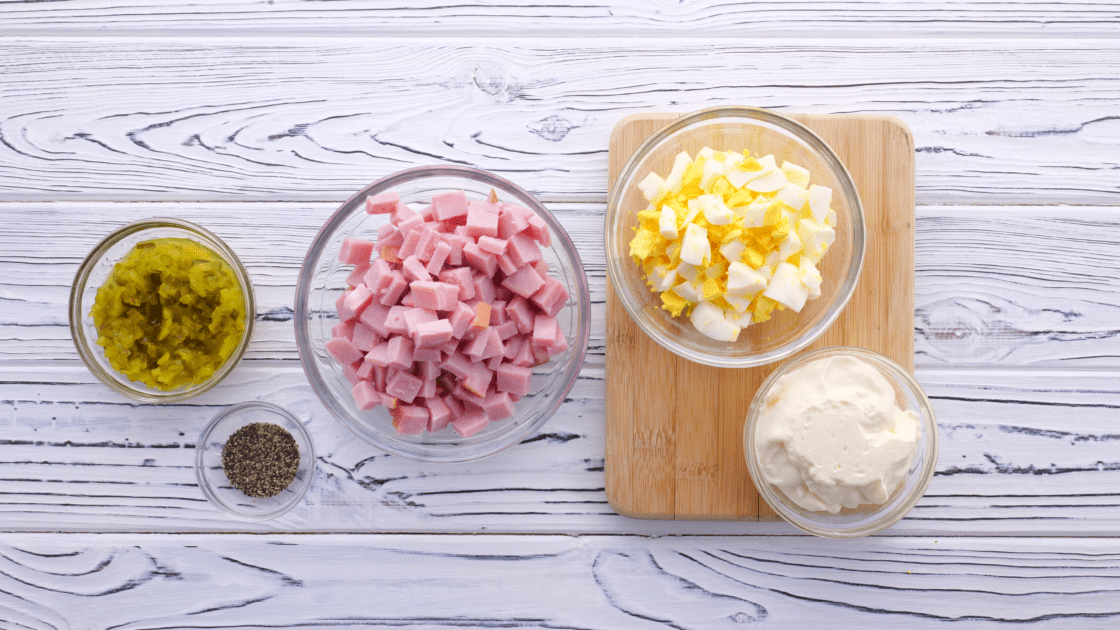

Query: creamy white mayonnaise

[754,355,919,514]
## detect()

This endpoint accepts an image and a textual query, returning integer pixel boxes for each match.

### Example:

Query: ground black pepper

[221,422,300,498]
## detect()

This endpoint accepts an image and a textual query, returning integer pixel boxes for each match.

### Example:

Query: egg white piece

[732,197,769,227]
[797,219,836,264]
[777,183,810,211]
[780,161,811,189]
[808,185,832,223]
[639,172,669,202]
[679,223,710,265]
[690,300,742,342]
[726,262,769,296]
[697,194,733,225]
[719,239,746,263]
[799,258,822,299]
[659,204,679,239]
[672,281,701,303]
[777,229,803,260]
[665,151,692,191]
[700,159,727,191]
[648,265,678,292]
[745,168,788,193]
[763,262,809,312]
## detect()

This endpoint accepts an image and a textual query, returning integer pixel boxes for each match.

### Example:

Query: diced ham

[496,363,532,397]
[432,191,468,222]
[501,265,545,299]
[332,322,354,341]
[386,370,423,404]
[482,391,516,421]
[352,322,381,352]
[326,337,364,366]
[402,255,431,282]
[393,405,429,435]
[365,191,399,214]
[340,239,375,266]
[414,319,454,348]
[352,381,380,410]
[346,263,370,288]
[425,398,452,432]
[330,187,570,435]
[452,411,489,438]
[465,200,500,238]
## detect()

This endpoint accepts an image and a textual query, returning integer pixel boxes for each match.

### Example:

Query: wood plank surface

[2,38,1119,204]
[605,113,914,520]
[2,1,1117,37]
[5,533,1120,628]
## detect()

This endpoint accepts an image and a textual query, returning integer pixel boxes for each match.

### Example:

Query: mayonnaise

[754,355,919,514]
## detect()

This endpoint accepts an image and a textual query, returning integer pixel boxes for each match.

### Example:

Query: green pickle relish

[91,238,247,391]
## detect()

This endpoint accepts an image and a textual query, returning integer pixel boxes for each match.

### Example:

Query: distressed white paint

[4,534,1120,628]
[1,38,1119,203]
[1,0,1117,37]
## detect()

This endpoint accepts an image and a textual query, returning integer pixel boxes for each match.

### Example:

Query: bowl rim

[744,346,939,538]
[605,105,866,369]
[294,165,591,463]
[195,400,316,522]
[68,217,256,403]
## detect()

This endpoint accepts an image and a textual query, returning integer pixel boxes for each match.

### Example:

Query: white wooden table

[2,2,1120,626]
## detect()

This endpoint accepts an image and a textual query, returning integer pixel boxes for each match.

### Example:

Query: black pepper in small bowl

[221,422,300,498]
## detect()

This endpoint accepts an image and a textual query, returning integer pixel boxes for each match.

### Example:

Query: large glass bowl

[69,218,255,403]
[295,166,591,463]
[606,106,865,368]
[744,347,938,538]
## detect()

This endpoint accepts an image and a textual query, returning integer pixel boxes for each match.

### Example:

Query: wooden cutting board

[605,112,915,520]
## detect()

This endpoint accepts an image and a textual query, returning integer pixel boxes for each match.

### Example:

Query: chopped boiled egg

[627,146,839,339]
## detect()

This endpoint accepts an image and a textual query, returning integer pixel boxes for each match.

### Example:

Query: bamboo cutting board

[605,112,915,520]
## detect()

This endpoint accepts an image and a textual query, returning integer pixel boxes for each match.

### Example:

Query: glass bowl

[605,106,865,368]
[195,401,316,522]
[295,165,591,463]
[69,218,255,403]
[744,347,938,538]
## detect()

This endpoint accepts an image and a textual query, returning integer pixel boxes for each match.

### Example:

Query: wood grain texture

[5,533,1120,628]
[4,364,1120,535]
[2,38,1120,204]
[9,202,1120,369]
[2,1,1117,37]
[605,113,915,520]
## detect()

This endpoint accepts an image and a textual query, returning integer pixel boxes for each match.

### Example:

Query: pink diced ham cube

[532,314,559,349]
[462,362,494,397]
[379,271,409,306]
[340,238,375,266]
[386,369,423,404]
[384,305,411,336]
[501,265,545,299]
[452,411,489,438]
[531,276,569,317]
[441,349,473,380]
[466,200,500,238]
[393,405,429,435]
[352,381,381,410]
[482,391,516,421]
[397,229,422,260]
[359,302,391,337]
[448,301,476,339]
[414,319,454,348]
[346,263,371,288]
[326,337,364,366]
[413,346,441,362]
[386,335,414,370]
[425,397,452,432]
[498,203,530,239]
[339,285,373,322]
[463,242,498,278]
[402,255,431,282]
[426,240,452,276]
[473,274,497,304]
[506,296,535,334]
[343,360,363,385]
[496,363,532,397]
[477,235,507,256]
[410,281,460,311]
[366,192,399,215]
[432,191,468,222]
[332,322,354,340]
[403,307,438,337]
[352,322,381,352]
[438,267,475,301]
[506,233,543,268]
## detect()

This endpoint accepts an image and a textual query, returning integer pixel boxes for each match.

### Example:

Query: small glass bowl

[295,165,591,463]
[744,347,938,538]
[195,401,316,522]
[69,218,255,403]
[606,106,865,369]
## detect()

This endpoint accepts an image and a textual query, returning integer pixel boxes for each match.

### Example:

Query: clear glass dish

[605,106,865,368]
[195,401,316,522]
[744,347,938,538]
[69,218,255,403]
[294,165,591,463]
